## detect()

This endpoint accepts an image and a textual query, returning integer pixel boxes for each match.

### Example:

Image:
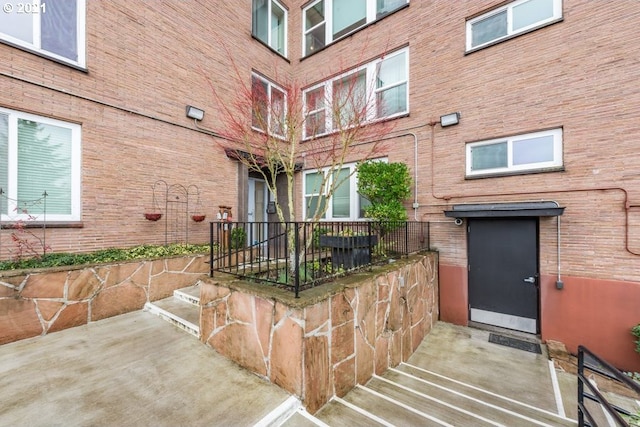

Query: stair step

[390,364,575,426]
[144,297,199,338]
[173,284,200,306]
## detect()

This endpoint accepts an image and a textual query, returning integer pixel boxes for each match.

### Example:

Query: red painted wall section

[438,264,468,326]
[541,275,640,372]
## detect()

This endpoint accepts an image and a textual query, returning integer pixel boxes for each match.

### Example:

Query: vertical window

[303,0,408,56]
[252,0,288,56]
[252,73,287,138]
[0,0,86,67]
[303,48,408,139]
[303,162,372,221]
[0,108,81,220]
[466,128,563,177]
[466,0,562,51]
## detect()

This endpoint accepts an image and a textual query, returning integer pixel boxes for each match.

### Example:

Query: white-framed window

[303,162,371,221]
[252,0,287,56]
[0,0,86,68]
[303,48,408,139]
[466,128,563,177]
[466,0,562,52]
[252,73,287,138]
[0,108,82,221]
[303,0,408,56]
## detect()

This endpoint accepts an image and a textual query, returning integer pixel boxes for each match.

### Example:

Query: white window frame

[303,161,372,221]
[302,48,409,139]
[251,73,287,139]
[252,0,288,57]
[0,107,82,221]
[302,0,409,56]
[466,128,563,177]
[0,0,86,68]
[466,0,562,52]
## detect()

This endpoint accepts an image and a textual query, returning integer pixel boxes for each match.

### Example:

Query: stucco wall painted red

[438,264,468,326]
[541,275,640,372]
[440,268,640,372]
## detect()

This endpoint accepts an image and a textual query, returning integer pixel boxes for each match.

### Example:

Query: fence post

[209,221,214,277]
[294,222,300,298]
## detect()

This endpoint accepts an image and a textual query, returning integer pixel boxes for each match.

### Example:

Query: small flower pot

[191,214,206,222]
[144,213,162,221]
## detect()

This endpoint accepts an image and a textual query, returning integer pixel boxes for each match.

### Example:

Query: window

[466,128,563,177]
[303,162,370,221]
[0,108,81,221]
[252,0,287,56]
[0,0,86,68]
[303,0,408,55]
[303,48,408,139]
[466,0,562,51]
[252,73,287,138]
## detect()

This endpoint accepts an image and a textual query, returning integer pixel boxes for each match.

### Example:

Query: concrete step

[389,363,576,426]
[144,296,199,338]
[173,284,200,306]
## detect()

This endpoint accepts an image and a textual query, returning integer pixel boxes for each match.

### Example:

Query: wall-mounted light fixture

[186,105,205,121]
[440,112,460,127]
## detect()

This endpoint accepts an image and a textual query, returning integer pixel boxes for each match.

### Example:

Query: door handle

[523,276,536,284]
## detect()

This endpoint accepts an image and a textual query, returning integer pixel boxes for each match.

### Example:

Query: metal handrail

[578,345,640,427]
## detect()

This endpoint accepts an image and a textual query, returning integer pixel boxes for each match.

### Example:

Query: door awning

[444,201,565,218]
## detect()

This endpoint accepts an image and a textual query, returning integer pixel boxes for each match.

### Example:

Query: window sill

[465,166,565,180]
[302,112,410,142]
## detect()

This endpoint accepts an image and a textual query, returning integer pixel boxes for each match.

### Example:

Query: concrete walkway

[0,309,579,427]
[0,310,293,427]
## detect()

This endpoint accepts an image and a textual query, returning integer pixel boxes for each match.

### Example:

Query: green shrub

[230,227,247,249]
[632,323,640,355]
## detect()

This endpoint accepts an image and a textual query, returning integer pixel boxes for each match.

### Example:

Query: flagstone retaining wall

[0,255,208,345]
[199,252,438,413]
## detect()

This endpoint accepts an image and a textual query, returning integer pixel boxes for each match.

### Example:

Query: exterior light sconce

[440,112,460,127]
[186,105,205,121]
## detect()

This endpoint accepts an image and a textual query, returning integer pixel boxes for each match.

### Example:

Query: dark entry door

[468,218,539,333]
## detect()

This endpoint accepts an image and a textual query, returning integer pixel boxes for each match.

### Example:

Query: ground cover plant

[0,243,209,271]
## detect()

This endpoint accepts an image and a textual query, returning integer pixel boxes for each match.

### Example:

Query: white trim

[466,0,562,51]
[252,0,288,57]
[0,0,86,68]
[470,308,536,333]
[302,0,409,56]
[0,107,82,222]
[303,48,409,139]
[466,128,563,177]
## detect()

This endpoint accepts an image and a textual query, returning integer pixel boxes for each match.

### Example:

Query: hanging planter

[144,212,162,221]
[145,181,164,222]
[189,186,205,223]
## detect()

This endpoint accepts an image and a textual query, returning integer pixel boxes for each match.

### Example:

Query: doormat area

[488,333,542,354]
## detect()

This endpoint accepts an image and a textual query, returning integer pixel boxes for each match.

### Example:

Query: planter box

[319,235,378,270]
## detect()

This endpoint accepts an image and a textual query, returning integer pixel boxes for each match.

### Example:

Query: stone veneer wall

[199,252,438,413]
[0,255,208,345]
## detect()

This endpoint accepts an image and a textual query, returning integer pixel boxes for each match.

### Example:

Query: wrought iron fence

[577,345,640,426]
[209,221,430,297]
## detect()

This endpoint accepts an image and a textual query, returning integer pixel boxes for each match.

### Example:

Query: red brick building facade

[1,1,638,370]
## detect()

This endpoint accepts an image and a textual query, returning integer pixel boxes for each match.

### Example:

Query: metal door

[468,217,539,333]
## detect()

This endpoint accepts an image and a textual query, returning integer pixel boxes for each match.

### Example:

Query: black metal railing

[577,345,640,426]
[209,221,430,297]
